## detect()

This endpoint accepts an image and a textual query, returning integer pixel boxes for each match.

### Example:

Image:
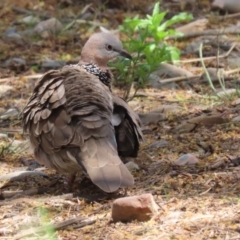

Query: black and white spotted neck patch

[80,63,112,90]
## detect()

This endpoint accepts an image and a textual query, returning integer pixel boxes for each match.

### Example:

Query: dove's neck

[80,63,112,91]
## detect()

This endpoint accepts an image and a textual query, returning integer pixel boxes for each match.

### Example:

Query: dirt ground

[1,0,240,239]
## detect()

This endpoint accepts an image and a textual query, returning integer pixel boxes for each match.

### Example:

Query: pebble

[232,115,240,122]
[148,63,193,90]
[34,18,62,38]
[4,57,26,71]
[2,32,25,46]
[41,60,66,69]
[21,15,39,25]
[175,153,199,166]
[138,112,165,125]
[149,140,168,149]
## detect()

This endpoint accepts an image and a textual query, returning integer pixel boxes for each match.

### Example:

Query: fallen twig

[225,67,240,75]
[159,75,200,84]
[72,219,96,229]
[168,26,240,40]
[13,216,96,240]
[0,74,42,83]
[0,171,48,182]
[0,187,48,199]
[217,12,240,20]
[199,187,212,195]
[0,128,23,134]
[0,193,74,206]
[11,6,50,19]
[159,44,239,84]
[76,19,107,27]
[177,42,236,64]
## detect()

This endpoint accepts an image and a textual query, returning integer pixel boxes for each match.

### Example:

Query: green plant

[199,43,240,101]
[110,2,192,100]
[37,207,56,240]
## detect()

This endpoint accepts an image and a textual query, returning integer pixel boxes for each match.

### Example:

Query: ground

[1,0,240,239]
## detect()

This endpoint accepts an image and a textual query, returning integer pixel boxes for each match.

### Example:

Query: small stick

[225,67,240,75]
[13,216,95,240]
[0,187,48,199]
[168,27,240,40]
[11,6,50,19]
[0,193,74,206]
[0,74,42,83]
[72,219,96,229]
[159,43,239,84]
[0,171,48,182]
[217,12,240,20]
[76,19,107,27]
[176,42,236,64]
[158,75,200,84]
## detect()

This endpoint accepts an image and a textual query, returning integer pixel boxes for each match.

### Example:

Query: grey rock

[232,115,240,122]
[176,18,208,34]
[139,112,165,125]
[150,105,182,114]
[19,29,35,37]
[149,78,179,90]
[149,63,193,89]
[175,153,199,166]
[4,27,17,35]
[27,161,42,171]
[149,140,168,149]
[2,32,25,46]
[21,16,39,25]
[174,115,228,133]
[4,57,26,71]
[227,57,240,68]
[200,68,226,83]
[34,18,62,38]
[41,60,66,69]
[185,38,210,54]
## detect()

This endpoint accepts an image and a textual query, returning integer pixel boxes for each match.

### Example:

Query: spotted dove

[22,32,143,193]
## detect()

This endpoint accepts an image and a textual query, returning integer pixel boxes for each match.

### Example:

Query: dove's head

[80,32,131,68]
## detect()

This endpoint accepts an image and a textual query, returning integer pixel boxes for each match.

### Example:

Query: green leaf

[146,14,152,20]
[162,12,193,29]
[152,2,160,16]
[152,12,167,29]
